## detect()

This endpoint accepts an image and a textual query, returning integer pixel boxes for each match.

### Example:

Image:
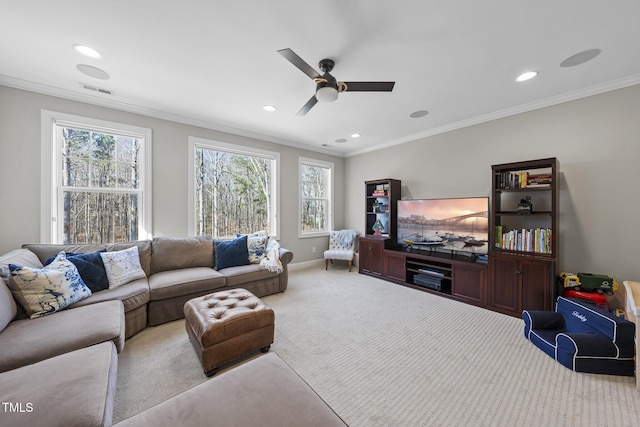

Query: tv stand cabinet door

[521,258,554,312]
[383,250,406,283]
[452,264,486,304]
[488,254,521,315]
[359,237,384,276]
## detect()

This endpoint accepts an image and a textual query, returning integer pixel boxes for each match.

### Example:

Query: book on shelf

[495,172,552,189]
[495,225,503,248]
[371,191,388,197]
[526,174,552,187]
[496,227,552,254]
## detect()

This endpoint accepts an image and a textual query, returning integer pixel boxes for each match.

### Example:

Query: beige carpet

[114,267,640,426]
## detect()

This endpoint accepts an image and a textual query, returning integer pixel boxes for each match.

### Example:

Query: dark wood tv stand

[359,158,559,318]
[360,237,489,309]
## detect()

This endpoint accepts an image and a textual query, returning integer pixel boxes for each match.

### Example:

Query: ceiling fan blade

[277,48,321,80]
[341,81,395,92]
[296,95,318,117]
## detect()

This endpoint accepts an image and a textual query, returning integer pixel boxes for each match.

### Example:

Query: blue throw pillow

[45,251,109,293]
[215,235,250,270]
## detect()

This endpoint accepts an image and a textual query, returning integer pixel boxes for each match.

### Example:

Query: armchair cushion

[324,230,357,260]
[324,230,358,271]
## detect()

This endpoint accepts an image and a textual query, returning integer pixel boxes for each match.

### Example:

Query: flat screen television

[397,197,489,255]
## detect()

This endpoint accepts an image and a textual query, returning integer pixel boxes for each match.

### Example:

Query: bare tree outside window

[300,160,332,233]
[59,126,142,244]
[194,147,273,237]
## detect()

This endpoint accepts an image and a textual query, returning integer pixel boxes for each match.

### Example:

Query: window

[41,111,152,244]
[299,157,333,237]
[188,137,279,238]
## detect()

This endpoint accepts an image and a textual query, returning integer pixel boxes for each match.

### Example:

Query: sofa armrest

[523,310,564,331]
[279,248,293,266]
[556,332,619,358]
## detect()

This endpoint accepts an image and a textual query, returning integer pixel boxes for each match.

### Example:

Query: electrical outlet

[312,246,316,253]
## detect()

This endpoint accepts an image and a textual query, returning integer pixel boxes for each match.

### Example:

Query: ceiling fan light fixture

[316,86,339,103]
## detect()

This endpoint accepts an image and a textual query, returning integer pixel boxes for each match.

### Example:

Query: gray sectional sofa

[0,236,294,426]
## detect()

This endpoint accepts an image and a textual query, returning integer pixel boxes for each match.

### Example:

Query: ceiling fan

[277,48,395,116]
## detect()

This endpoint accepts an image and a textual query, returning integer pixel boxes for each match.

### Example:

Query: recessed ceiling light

[73,44,101,59]
[516,71,538,82]
[409,110,429,118]
[76,64,110,80]
[335,138,348,143]
[263,105,276,112]
[351,133,361,138]
[560,49,601,68]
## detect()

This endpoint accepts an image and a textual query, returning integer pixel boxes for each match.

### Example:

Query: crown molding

[0,75,347,158]
[344,73,640,157]
[3,73,638,160]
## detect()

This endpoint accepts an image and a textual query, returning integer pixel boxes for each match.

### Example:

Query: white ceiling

[1,1,639,156]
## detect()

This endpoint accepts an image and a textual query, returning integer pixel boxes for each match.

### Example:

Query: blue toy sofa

[523,296,635,376]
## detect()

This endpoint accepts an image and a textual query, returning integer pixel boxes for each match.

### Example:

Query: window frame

[41,110,152,243]
[298,156,334,238]
[187,136,280,239]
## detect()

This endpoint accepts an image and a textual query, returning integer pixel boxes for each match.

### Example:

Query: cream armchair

[324,230,358,272]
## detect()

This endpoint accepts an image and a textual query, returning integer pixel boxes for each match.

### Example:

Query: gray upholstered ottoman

[184,288,274,376]
[0,341,118,427]
[114,353,347,426]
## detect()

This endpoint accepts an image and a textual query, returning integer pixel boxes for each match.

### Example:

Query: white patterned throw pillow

[100,246,147,289]
[8,251,92,318]
[247,231,270,264]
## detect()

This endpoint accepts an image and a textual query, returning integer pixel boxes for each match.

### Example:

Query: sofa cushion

[151,236,214,274]
[0,280,17,332]
[101,246,147,289]
[219,263,279,287]
[0,299,125,373]
[0,248,43,282]
[215,235,250,270]
[114,352,346,427]
[8,252,92,318]
[0,341,118,427]
[148,268,226,301]
[45,250,109,293]
[72,277,150,313]
[23,240,153,276]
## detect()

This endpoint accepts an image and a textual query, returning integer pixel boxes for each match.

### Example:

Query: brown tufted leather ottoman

[184,289,275,376]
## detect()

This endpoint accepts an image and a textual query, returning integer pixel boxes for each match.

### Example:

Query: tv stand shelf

[406,257,453,294]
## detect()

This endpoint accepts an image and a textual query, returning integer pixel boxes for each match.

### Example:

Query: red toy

[562,289,609,310]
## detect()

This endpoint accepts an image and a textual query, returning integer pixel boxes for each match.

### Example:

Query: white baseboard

[289,259,324,271]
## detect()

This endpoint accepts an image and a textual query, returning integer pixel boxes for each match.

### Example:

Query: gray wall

[345,84,640,289]
[0,85,345,263]
[2,84,639,284]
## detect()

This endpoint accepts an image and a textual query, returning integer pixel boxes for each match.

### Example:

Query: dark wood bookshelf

[489,158,559,316]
